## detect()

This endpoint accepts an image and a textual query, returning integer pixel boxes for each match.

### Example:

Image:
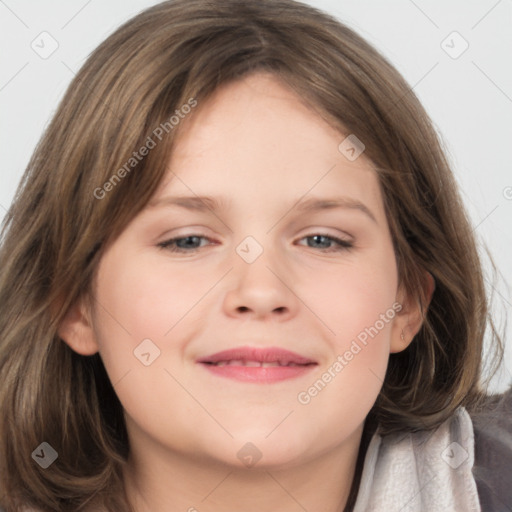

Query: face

[70,72,410,471]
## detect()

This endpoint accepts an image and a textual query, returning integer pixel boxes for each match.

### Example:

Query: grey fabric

[471,387,512,512]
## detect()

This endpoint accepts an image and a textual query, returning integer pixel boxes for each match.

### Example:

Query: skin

[59,72,433,512]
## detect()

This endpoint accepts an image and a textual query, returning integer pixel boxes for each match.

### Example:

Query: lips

[197,346,316,366]
[197,346,317,383]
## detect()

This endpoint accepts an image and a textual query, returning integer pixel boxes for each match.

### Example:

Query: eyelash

[157,233,354,254]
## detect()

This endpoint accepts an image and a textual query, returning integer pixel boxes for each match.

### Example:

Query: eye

[157,235,213,253]
[296,233,353,253]
[157,233,353,254]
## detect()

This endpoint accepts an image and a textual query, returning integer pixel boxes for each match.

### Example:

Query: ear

[390,271,435,353]
[57,295,99,356]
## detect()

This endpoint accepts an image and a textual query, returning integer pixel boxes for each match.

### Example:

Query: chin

[213,430,314,471]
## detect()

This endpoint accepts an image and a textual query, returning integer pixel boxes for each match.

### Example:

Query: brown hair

[0,0,504,510]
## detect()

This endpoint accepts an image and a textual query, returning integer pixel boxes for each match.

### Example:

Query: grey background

[1,0,511,391]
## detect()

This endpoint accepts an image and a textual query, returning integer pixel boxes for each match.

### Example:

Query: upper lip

[197,346,317,365]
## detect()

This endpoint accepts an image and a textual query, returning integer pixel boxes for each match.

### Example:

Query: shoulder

[469,386,512,512]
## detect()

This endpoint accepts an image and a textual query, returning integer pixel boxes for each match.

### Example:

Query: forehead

[156,72,384,221]
[173,72,350,161]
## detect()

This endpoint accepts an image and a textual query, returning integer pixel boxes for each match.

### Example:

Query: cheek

[90,246,223,431]
[313,244,398,346]
[293,265,397,441]
[90,250,209,445]
[302,243,398,402]
[92,249,211,352]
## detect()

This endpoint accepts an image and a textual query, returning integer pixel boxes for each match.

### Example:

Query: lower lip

[198,363,315,383]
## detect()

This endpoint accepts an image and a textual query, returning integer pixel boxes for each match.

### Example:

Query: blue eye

[157,233,353,254]
[157,235,211,253]
[299,234,353,252]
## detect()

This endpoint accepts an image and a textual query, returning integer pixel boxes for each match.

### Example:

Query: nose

[222,241,299,321]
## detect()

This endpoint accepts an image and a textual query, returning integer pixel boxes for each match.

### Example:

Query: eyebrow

[148,195,377,223]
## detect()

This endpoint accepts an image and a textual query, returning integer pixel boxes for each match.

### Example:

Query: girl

[0,1,510,511]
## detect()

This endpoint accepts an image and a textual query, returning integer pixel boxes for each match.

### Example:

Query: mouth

[197,346,317,383]
[204,360,308,367]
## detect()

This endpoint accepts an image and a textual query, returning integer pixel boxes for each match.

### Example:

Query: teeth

[242,360,261,367]
[226,359,245,366]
